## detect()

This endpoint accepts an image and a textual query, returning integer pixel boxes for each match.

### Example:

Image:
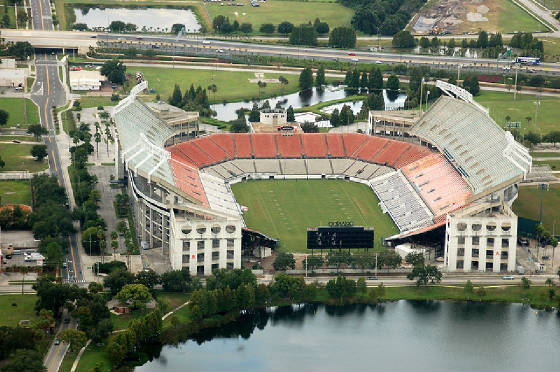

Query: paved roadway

[29,0,84,370]
[4,29,560,75]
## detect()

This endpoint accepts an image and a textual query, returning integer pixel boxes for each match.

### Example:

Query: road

[29,0,85,370]
[3,29,560,75]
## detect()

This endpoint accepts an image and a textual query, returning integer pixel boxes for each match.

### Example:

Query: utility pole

[514,68,518,101]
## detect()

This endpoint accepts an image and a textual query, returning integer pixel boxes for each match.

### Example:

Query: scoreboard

[307,226,374,250]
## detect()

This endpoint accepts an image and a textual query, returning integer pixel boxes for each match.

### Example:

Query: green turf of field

[131,67,301,103]
[205,0,353,34]
[0,295,39,327]
[0,180,31,205]
[513,184,560,232]
[0,0,17,28]
[231,179,398,253]
[0,98,40,128]
[0,144,49,172]
[474,90,560,135]
[496,0,544,33]
[530,152,560,158]
[534,159,560,170]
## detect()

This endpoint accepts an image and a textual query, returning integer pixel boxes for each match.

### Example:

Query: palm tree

[207,84,218,102]
[278,75,289,94]
[97,227,105,263]
[545,278,554,287]
[111,240,119,260]
[257,80,267,98]
[505,115,511,124]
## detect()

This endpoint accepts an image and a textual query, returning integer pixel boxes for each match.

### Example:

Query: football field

[231,179,398,253]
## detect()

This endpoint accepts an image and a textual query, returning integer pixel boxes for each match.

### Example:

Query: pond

[73,7,201,33]
[137,301,560,372]
[211,87,408,122]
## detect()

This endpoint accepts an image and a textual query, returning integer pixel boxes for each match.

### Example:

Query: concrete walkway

[69,339,91,372]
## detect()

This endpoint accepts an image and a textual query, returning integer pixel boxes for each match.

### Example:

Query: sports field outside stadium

[231,179,398,253]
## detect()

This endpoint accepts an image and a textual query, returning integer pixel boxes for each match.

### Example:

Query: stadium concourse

[112,81,531,275]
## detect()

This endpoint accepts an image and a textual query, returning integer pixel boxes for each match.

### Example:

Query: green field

[0,98,40,128]
[75,343,112,372]
[475,90,560,135]
[0,143,49,172]
[130,67,302,103]
[0,295,39,327]
[205,0,353,34]
[530,152,560,158]
[496,0,545,33]
[78,96,117,108]
[231,179,398,252]
[0,180,31,205]
[513,184,560,232]
[534,159,560,170]
[0,0,17,28]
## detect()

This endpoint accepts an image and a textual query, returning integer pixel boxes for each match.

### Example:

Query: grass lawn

[542,37,560,62]
[110,309,149,330]
[474,90,560,135]
[231,179,398,253]
[534,159,560,170]
[0,143,49,172]
[59,350,79,372]
[0,180,31,205]
[382,285,556,307]
[530,151,560,158]
[0,98,40,128]
[0,0,17,28]
[205,0,353,35]
[78,96,117,108]
[129,66,301,103]
[0,135,39,142]
[0,294,39,327]
[156,291,190,310]
[513,184,560,231]
[454,0,543,34]
[75,342,112,372]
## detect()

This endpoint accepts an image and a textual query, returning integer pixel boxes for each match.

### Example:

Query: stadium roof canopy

[411,96,531,196]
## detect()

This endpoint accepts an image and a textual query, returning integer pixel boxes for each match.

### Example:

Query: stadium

[112,81,531,275]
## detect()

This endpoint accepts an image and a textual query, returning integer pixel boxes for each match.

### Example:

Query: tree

[104,269,136,295]
[286,105,295,122]
[45,241,64,269]
[464,279,474,294]
[100,59,126,85]
[386,74,400,92]
[328,27,356,48]
[316,65,326,87]
[366,93,384,110]
[259,23,275,33]
[525,131,540,146]
[0,155,4,169]
[278,75,289,94]
[171,23,184,34]
[31,145,47,161]
[357,277,367,294]
[301,122,319,133]
[117,284,152,310]
[326,276,356,299]
[369,67,383,92]
[2,349,45,372]
[521,276,531,289]
[0,109,8,126]
[273,252,295,271]
[278,21,294,34]
[407,264,442,286]
[306,255,323,271]
[248,103,260,122]
[419,37,430,49]
[299,67,313,91]
[339,104,354,125]
[207,83,218,102]
[169,84,182,106]
[360,71,368,89]
[108,20,126,33]
[240,22,252,33]
[405,252,424,267]
[289,24,317,46]
[477,31,488,48]
[7,41,33,60]
[27,124,47,140]
[57,329,87,351]
[462,75,480,96]
[136,269,160,290]
[392,31,415,48]
[330,108,340,127]
[315,22,329,34]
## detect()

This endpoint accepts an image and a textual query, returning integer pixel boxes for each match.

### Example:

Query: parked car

[367,276,378,280]
[502,276,515,280]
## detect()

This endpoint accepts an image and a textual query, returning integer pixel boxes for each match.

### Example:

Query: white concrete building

[260,108,287,125]
[70,70,105,91]
[444,203,517,272]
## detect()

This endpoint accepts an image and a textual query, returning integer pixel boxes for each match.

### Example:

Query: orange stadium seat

[354,136,389,162]
[325,133,345,157]
[233,134,253,158]
[302,133,328,157]
[251,134,277,158]
[192,137,230,162]
[210,134,235,157]
[342,133,369,156]
[276,134,303,158]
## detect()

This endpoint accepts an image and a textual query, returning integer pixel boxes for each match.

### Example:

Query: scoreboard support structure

[307,226,374,254]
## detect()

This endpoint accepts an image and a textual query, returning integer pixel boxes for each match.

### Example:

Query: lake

[137,301,560,372]
[211,87,407,121]
[73,7,201,33]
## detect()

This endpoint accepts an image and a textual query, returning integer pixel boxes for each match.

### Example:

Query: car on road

[136,36,143,40]
[348,52,356,56]
[502,275,515,280]
[375,60,382,64]
[11,140,20,143]
[367,276,378,280]
[351,58,359,62]
[64,318,70,324]
[542,256,550,260]
[54,339,60,345]
[202,40,210,45]
[90,35,97,38]
[217,49,224,53]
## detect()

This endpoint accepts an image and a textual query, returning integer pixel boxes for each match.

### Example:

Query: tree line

[169,84,213,117]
